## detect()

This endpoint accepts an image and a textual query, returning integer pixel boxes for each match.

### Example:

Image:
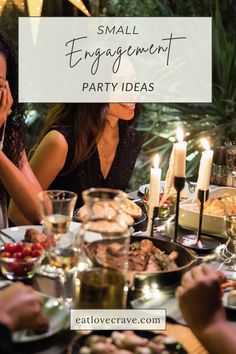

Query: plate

[222,290,236,311]
[0,222,81,245]
[70,330,188,354]
[0,225,43,244]
[13,293,69,342]
[139,181,196,200]
[74,200,147,231]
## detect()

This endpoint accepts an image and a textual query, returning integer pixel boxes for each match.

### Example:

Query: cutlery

[0,230,16,243]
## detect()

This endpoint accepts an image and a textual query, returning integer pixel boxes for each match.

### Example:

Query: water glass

[76,188,130,309]
[38,190,77,242]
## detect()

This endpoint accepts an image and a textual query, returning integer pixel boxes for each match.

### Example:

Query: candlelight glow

[176,127,184,142]
[201,138,210,151]
[153,154,160,169]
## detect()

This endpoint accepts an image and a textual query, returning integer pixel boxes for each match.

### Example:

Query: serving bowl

[179,187,236,237]
[0,242,44,280]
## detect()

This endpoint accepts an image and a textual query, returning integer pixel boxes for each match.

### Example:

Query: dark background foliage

[0,0,235,190]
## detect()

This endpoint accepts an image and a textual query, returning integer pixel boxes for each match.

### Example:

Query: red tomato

[14,243,24,253]
[4,243,17,254]
[31,250,41,258]
[12,252,23,259]
[11,263,25,276]
[1,251,11,258]
[32,243,44,251]
[21,246,32,258]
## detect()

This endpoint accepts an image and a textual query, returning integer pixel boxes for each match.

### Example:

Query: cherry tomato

[31,250,41,258]
[1,251,11,258]
[13,252,23,259]
[32,242,44,251]
[11,263,25,276]
[4,243,17,254]
[21,246,32,258]
[14,243,24,253]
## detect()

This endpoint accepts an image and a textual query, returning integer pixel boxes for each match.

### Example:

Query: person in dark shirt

[11,103,142,223]
[0,282,43,354]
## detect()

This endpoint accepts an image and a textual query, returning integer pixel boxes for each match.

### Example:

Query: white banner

[70,309,166,331]
[19,17,212,103]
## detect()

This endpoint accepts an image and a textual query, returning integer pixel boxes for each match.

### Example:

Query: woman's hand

[0,81,13,127]
[176,264,226,334]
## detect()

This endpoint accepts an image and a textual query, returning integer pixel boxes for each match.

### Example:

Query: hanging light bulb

[27,0,43,16]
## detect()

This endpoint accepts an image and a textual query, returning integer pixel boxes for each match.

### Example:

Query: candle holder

[178,189,220,251]
[173,176,185,243]
[150,206,159,238]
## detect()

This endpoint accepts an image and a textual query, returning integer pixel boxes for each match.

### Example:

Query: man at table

[177,264,236,354]
[0,282,43,354]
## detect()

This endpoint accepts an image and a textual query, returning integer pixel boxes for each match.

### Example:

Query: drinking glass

[38,190,77,243]
[75,188,130,309]
[38,190,78,305]
[218,196,236,269]
[226,146,236,187]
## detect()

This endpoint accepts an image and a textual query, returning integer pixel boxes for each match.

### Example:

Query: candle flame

[153,154,160,169]
[176,127,184,142]
[201,138,210,151]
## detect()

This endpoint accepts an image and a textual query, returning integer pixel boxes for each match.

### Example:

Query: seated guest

[177,264,236,354]
[0,282,44,354]
[0,32,42,227]
[27,103,142,211]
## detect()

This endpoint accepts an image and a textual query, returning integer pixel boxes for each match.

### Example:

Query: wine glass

[38,190,78,305]
[218,196,236,269]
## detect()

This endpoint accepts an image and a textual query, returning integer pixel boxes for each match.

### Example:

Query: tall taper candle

[148,154,162,208]
[174,127,187,178]
[197,139,214,190]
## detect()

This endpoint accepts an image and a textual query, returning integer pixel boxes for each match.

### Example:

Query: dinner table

[1,186,236,354]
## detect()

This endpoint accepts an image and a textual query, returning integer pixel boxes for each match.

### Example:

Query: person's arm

[0,149,42,224]
[8,150,42,225]
[177,264,236,354]
[29,130,68,189]
[8,130,68,225]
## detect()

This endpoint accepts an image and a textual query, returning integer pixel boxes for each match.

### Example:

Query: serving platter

[86,235,197,289]
[179,187,236,237]
[69,330,188,354]
[13,293,69,342]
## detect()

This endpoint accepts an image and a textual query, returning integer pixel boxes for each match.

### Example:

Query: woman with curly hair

[0,32,42,227]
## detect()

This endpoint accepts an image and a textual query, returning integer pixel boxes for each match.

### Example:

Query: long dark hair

[0,32,25,167]
[36,103,137,173]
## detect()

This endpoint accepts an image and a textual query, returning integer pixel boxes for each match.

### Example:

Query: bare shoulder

[30,129,68,168]
[41,130,68,150]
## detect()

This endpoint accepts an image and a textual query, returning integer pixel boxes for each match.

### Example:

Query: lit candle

[174,127,187,178]
[148,154,162,207]
[197,139,214,190]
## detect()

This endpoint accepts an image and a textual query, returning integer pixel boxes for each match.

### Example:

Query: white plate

[222,290,236,312]
[0,225,43,244]
[139,181,195,200]
[0,222,101,245]
[13,293,69,342]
